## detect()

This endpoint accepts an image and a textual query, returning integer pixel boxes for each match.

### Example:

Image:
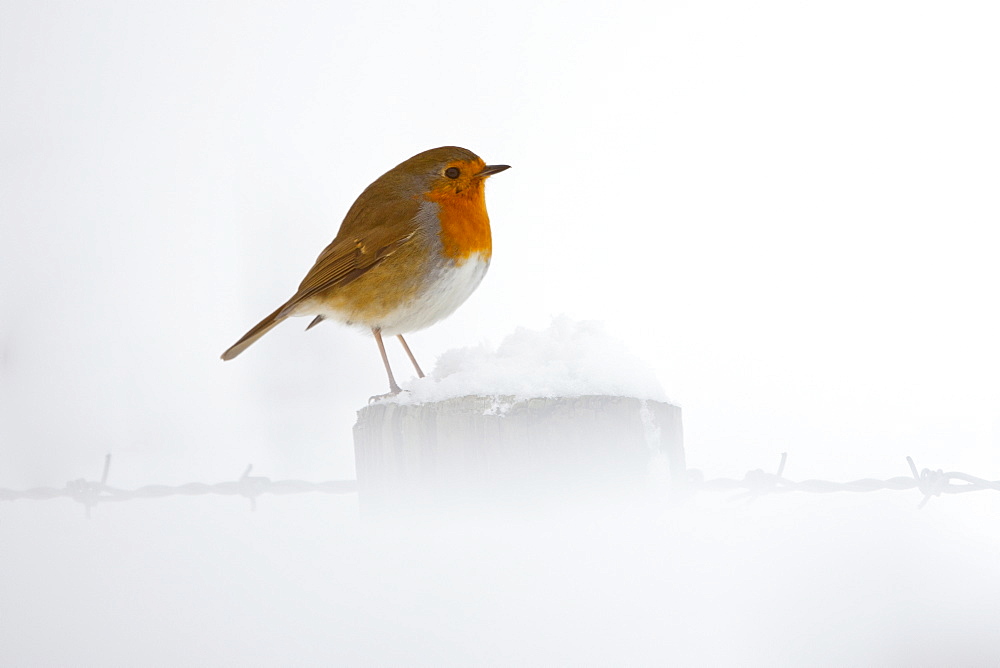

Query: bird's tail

[221,303,289,360]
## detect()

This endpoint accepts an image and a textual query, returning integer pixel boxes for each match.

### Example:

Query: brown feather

[220,303,290,360]
[222,184,420,360]
[279,220,417,316]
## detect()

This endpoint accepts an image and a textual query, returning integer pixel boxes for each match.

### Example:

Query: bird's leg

[372,328,402,396]
[396,334,425,378]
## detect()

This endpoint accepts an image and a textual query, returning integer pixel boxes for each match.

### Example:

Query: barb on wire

[0,454,357,516]
[727,452,788,502]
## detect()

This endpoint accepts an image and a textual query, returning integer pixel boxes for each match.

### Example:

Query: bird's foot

[368,384,404,404]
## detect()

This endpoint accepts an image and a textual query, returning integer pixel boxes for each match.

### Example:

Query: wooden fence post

[353,395,684,515]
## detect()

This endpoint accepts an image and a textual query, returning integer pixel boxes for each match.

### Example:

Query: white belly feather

[374,252,490,335]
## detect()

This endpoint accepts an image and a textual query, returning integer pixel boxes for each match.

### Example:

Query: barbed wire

[688,453,1000,508]
[0,455,356,517]
[2,453,998,516]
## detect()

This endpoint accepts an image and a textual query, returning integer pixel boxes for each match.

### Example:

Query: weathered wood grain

[353,395,684,514]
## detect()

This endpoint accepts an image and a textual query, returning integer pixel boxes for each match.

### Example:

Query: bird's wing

[280,223,417,315]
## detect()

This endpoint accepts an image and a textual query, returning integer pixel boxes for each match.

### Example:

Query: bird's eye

[444,167,460,179]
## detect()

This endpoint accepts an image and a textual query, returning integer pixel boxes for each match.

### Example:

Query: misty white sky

[2,2,1000,665]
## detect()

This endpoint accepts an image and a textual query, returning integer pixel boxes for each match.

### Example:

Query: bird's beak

[477,164,511,178]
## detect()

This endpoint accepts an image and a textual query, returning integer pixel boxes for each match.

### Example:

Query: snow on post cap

[397,317,667,404]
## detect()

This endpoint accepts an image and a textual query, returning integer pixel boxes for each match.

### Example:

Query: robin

[221,146,510,396]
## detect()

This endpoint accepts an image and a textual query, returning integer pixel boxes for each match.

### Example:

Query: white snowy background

[2,1,999,665]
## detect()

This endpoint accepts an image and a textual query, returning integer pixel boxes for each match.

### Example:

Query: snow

[395,316,668,404]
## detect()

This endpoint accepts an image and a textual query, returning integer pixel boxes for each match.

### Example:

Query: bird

[221,146,509,396]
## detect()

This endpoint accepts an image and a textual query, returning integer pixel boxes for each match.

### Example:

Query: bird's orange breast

[423,180,493,263]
